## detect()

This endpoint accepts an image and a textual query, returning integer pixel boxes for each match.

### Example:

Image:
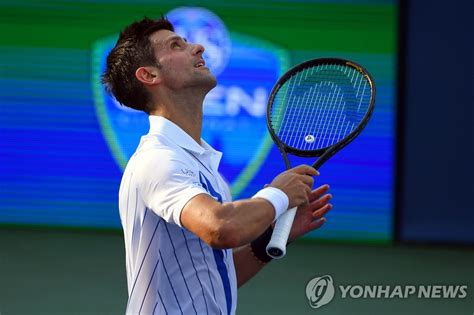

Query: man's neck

[149,90,204,144]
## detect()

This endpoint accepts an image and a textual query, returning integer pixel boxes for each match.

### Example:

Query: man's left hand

[288,184,332,242]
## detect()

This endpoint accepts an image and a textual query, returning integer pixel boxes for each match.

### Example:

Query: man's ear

[135,66,161,86]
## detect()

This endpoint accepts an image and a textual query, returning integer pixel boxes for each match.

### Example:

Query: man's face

[149,29,217,91]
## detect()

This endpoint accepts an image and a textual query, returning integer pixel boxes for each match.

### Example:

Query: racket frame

[266,58,376,170]
[264,58,376,258]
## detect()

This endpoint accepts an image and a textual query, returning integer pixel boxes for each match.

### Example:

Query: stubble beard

[191,70,217,96]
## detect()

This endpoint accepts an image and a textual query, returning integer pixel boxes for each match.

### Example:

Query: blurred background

[0,0,472,314]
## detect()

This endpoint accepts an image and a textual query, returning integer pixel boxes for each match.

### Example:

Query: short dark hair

[102,17,174,113]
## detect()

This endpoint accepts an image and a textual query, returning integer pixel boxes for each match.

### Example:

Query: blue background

[1,0,395,243]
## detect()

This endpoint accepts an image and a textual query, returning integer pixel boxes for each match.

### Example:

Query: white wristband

[252,187,289,222]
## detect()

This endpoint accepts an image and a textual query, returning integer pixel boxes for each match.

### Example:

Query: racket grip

[265,206,297,259]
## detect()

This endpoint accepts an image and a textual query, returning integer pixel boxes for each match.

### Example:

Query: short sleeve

[135,149,209,227]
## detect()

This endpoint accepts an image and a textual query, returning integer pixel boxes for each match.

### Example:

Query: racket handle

[266,206,297,259]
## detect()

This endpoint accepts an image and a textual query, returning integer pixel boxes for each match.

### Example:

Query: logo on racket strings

[305,275,335,309]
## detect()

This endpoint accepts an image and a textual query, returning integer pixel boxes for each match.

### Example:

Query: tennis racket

[265,58,375,259]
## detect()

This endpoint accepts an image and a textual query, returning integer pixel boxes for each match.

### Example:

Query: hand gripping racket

[265,58,375,259]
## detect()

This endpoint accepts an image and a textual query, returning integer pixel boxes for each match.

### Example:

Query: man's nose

[191,43,205,55]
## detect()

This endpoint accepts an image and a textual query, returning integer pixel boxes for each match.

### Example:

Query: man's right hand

[269,165,319,209]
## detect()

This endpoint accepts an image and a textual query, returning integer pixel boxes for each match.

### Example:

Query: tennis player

[102,17,333,314]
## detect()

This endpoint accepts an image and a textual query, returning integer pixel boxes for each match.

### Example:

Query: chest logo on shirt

[181,168,196,178]
[91,7,289,199]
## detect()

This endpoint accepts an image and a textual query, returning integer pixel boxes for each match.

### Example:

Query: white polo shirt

[118,115,237,315]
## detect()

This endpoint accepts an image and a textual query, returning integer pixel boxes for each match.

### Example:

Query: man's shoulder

[126,134,198,176]
[137,132,177,152]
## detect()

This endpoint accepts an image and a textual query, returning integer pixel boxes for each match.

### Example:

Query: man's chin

[186,73,217,93]
[208,76,218,89]
[201,75,217,92]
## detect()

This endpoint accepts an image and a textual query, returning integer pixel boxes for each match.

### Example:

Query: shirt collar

[148,116,222,168]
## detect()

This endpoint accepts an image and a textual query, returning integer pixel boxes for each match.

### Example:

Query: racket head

[266,58,375,159]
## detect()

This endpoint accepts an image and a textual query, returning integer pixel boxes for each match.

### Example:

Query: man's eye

[171,42,180,48]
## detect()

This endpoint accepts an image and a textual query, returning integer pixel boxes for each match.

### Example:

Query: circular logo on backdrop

[305,275,335,309]
[166,7,232,76]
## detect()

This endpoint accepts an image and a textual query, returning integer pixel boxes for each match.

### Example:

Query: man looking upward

[102,16,332,315]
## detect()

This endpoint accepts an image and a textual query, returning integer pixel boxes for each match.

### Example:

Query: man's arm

[182,195,275,248]
[180,165,317,249]
[233,184,332,287]
[233,243,267,288]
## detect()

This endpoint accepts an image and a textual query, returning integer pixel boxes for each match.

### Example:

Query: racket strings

[269,63,371,151]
